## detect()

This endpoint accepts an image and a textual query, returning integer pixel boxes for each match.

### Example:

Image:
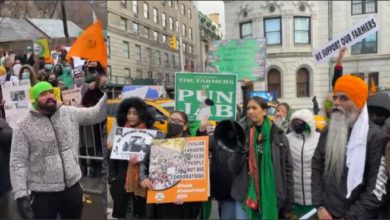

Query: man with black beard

[10,81,107,219]
[312,75,389,219]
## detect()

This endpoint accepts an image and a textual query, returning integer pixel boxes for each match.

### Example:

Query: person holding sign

[139,111,203,219]
[9,81,107,219]
[228,97,294,220]
[108,97,158,219]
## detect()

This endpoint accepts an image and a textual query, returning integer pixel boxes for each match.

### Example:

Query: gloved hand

[16,196,33,220]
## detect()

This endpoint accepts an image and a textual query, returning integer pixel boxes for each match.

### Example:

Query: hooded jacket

[286,109,320,206]
[228,116,294,217]
[10,94,107,199]
[384,118,390,177]
[312,122,389,219]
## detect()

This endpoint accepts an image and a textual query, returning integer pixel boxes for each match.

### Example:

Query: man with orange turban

[312,75,389,219]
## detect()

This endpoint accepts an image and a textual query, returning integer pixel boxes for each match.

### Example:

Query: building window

[189,45,193,54]
[143,2,149,18]
[132,22,139,33]
[188,8,192,19]
[135,44,141,61]
[106,36,110,57]
[172,54,176,67]
[351,32,377,55]
[132,1,138,14]
[123,41,130,59]
[352,0,377,15]
[183,43,187,52]
[157,51,161,65]
[125,68,131,78]
[267,69,281,98]
[164,53,169,67]
[264,17,282,45]
[182,24,186,37]
[169,17,173,30]
[297,68,310,97]
[294,17,310,44]
[189,27,192,40]
[176,20,179,33]
[120,17,127,31]
[240,21,253,39]
[168,0,172,7]
[162,13,166,28]
[181,4,185,15]
[153,31,158,41]
[121,0,127,7]
[351,72,365,80]
[143,26,149,39]
[153,8,158,23]
[162,34,167,43]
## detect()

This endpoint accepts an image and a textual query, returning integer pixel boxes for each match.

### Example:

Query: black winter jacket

[228,117,294,217]
[312,122,389,219]
[0,118,12,196]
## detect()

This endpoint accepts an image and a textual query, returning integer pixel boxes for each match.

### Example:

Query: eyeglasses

[168,118,185,124]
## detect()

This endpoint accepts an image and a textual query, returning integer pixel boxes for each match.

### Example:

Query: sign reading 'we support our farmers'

[175,73,237,121]
[313,15,378,63]
[206,39,266,81]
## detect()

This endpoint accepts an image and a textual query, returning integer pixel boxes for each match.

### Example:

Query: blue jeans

[217,200,249,220]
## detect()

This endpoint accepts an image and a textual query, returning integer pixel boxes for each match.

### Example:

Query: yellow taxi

[107,98,173,134]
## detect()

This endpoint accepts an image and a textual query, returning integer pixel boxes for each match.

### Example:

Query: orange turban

[334,75,368,109]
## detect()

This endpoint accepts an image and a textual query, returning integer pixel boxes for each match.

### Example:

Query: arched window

[296,67,310,97]
[267,69,281,98]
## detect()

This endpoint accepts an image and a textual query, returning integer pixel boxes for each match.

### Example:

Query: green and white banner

[175,73,237,121]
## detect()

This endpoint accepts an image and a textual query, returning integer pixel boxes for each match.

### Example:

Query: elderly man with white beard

[311,75,389,219]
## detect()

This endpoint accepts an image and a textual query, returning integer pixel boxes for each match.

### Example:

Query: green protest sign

[206,38,266,81]
[175,73,237,121]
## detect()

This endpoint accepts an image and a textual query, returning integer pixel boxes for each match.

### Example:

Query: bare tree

[34,0,59,18]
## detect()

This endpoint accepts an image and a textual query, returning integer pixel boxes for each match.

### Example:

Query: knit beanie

[32,81,53,101]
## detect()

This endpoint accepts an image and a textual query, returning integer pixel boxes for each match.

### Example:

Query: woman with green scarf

[228,97,294,220]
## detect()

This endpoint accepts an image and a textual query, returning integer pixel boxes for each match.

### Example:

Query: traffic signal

[169,36,177,50]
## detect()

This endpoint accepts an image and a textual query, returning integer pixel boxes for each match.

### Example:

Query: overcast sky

[197,1,225,36]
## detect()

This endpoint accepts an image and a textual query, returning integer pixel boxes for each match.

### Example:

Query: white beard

[324,112,348,182]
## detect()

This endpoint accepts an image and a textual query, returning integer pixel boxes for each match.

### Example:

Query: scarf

[124,121,147,196]
[346,104,369,198]
[244,117,278,220]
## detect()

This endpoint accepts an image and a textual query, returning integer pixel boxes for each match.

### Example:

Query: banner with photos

[62,88,82,107]
[147,136,209,204]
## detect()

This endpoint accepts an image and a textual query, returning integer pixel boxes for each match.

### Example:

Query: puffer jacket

[228,116,294,217]
[10,94,107,199]
[286,109,320,206]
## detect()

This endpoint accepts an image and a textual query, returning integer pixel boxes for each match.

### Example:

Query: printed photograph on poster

[62,88,82,106]
[147,136,209,204]
[1,81,31,128]
[110,127,161,161]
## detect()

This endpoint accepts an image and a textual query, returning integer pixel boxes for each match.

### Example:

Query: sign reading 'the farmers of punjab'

[206,38,266,81]
[175,73,237,121]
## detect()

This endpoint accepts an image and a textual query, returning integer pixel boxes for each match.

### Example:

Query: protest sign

[313,15,378,63]
[110,127,160,161]
[1,80,30,128]
[248,91,277,102]
[121,85,167,100]
[206,38,266,81]
[33,39,50,58]
[146,136,209,204]
[62,88,82,106]
[175,73,237,121]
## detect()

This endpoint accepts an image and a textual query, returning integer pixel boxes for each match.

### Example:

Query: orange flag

[66,20,107,67]
[370,80,376,95]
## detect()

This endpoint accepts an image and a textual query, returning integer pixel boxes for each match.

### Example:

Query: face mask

[274,117,285,128]
[48,80,58,87]
[74,77,84,86]
[293,122,306,134]
[88,67,96,72]
[22,71,30,80]
[167,122,184,137]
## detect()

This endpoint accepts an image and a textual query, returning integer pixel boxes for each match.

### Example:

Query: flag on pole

[65,20,107,67]
[33,39,50,58]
